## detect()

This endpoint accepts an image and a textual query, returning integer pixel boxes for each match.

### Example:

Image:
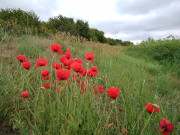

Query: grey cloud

[116,0,179,15]
[0,0,60,21]
[92,0,180,42]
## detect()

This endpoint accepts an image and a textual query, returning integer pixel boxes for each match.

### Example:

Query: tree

[89,28,106,43]
[76,20,90,40]
[47,15,76,35]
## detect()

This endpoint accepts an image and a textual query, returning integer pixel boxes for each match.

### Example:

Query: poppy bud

[152,104,160,109]
[41,87,46,90]
[122,128,127,135]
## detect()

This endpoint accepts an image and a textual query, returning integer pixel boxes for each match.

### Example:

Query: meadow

[0,32,179,135]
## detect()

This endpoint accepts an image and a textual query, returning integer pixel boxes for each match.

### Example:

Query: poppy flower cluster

[41,69,50,80]
[145,102,174,134]
[16,43,175,134]
[16,44,120,99]
[16,55,31,70]
[87,66,98,77]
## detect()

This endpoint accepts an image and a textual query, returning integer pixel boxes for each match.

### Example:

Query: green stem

[139,113,153,135]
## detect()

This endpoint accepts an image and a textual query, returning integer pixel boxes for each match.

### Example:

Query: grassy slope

[0,35,179,134]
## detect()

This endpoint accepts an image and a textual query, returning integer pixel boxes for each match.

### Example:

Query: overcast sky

[1,0,180,43]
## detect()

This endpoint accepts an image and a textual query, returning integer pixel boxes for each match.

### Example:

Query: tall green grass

[0,35,179,134]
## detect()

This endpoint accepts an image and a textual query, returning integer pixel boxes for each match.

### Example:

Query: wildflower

[85,52,95,63]
[159,117,174,135]
[16,55,26,63]
[59,56,71,67]
[107,87,120,99]
[56,69,71,80]
[146,102,160,114]
[52,63,62,70]
[50,44,63,54]
[76,58,83,63]
[71,62,82,72]
[91,66,98,71]
[42,75,50,80]
[43,83,50,89]
[21,91,28,98]
[87,67,98,77]
[94,85,105,94]
[59,56,67,63]
[63,59,72,67]
[65,50,72,59]
[79,68,87,76]
[35,59,48,68]
[22,61,31,70]
[41,69,49,76]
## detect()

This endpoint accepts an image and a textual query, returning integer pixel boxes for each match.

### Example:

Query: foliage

[47,15,77,35]
[0,8,133,45]
[0,8,40,35]
[90,28,106,43]
[127,38,180,77]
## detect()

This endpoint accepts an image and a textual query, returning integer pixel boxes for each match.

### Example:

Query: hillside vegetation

[126,38,180,78]
[0,8,133,46]
[0,30,179,135]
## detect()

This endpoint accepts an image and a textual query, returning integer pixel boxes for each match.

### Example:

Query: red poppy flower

[59,56,67,63]
[42,75,50,80]
[22,61,31,70]
[21,91,29,98]
[56,69,71,80]
[52,63,62,70]
[35,59,48,68]
[43,83,50,89]
[79,68,87,76]
[50,44,63,54]
[107,87,120,99]
[71,62,82,72]
[146,102,160,114]
[65,50,72,59]
[16,55,26,63]
[94,85,105,94]
[75,58,83,63]
[59,56,71,67]
[87,69,98,77]
[41,69,49,77]
[85,53,95,63]
[71,59,75,64]
[64,59,72,67]
[91,66,98,71]
[159,117,174,135]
